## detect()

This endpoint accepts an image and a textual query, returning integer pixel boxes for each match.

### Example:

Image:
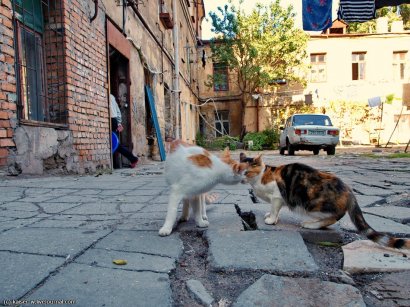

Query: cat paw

[158,227,172,236]
[205,193,219,204]
[264,216,277,225]
[178,216,189,223]
[264,212,271,218]
[202,215,208,221]
[196,219,209,228]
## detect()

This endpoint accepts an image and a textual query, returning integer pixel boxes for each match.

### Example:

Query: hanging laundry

[368,96,382,107]
[338,0,376,23]
[376,0,410,9]
[302,0,333,31]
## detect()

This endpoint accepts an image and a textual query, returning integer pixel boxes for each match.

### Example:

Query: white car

[279,114,339,155]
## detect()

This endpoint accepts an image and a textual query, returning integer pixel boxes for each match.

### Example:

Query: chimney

[391,20,404,33]
[376,17,388,33]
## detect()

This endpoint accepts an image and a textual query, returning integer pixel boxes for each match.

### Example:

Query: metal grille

[13,0,67,125]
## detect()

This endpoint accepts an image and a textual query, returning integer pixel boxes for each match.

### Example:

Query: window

[213,63,229,91]
[214,111,229,137]
[14,0,67,124]
[393,51,407,81]
[310,53,327,83]
[352,52,366,80]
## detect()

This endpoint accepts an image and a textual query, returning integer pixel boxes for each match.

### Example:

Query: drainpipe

[172,0,180,139]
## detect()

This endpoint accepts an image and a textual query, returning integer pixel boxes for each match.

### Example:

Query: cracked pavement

[0,149,409,306]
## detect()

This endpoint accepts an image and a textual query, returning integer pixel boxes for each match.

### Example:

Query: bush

[262,128,280,150]
[195,132,206,147]
[207,136,240,151]
[243,129,280,150]
[243,132,267,151]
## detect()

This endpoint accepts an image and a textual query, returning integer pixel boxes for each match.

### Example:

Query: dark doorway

[109,46,131,168]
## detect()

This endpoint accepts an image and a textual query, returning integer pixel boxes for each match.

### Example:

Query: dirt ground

[170,226,409,307]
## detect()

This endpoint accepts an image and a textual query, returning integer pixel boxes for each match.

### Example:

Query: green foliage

[207,136,240,151]
[347,6,409,33]
[195,132,206,147]
[243,132,268,151]
[208,0,308,95]
[262,128,280,149]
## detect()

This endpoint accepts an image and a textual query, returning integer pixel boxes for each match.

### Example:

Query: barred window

[213,63,229,91]
[13,0,67,125]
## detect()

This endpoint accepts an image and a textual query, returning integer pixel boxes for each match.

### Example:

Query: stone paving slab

[339,213,410,235]
[93,230,183,259]
[29,218,118,230]
[0,251,66,302]
[0,228,110,257]
[355,195,384,207]
[233,274,365,307]
[207,229,318,273]
[25,263,173,307]
[75,248,176,273]
[342,240,410,274]
[351,183,393,196]
[0,218,41,232]
[363,206,410,223]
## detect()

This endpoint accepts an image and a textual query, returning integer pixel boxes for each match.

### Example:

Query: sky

[201,0,340,39]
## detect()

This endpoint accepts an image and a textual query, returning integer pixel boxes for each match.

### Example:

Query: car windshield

[292,115,332,126]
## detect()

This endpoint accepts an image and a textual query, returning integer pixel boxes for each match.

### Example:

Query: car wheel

[287,142,295,156]
[313,148,319,155]
[326,146,336,155]
[279,147,285,155]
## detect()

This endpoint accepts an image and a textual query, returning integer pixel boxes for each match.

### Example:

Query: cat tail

[234,204,242,216]
[348,195,409,249]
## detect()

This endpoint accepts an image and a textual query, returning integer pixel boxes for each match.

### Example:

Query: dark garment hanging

[338,0,376,23]
[376,0,410,9]
[302,0,333,31]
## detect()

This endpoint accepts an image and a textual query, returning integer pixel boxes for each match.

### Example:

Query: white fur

[244,160,285,226]
[245,160,335,228]
[159,145,244,236]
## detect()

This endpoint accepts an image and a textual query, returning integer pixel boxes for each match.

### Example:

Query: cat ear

[223,147,230,157]
[239,152,246,162]
[255,154,263,165]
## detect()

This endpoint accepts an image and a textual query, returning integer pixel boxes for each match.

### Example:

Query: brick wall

[0,0,17,168]
[63,0,110,171]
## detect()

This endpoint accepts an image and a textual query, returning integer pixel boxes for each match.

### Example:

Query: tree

[207,0,308,133]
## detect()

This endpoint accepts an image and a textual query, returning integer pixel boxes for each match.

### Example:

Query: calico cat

[158,140,247,236]
[239,153,409,249]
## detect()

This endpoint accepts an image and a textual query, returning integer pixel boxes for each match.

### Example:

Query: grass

[361,152,410,159]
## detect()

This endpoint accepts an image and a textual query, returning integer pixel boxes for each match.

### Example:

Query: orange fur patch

[261,167,275,185]
[188,154,212,168]
[170,140,190,153]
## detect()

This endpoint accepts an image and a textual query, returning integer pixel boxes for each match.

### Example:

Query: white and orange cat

[159,140,247,236]
[240,153,410,249]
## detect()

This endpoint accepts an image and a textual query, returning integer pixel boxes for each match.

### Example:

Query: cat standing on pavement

[239,153,409,249]
[158,140,247,236]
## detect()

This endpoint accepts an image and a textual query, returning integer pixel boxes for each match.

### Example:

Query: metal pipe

[173,0,180,139]
[90,0,98,22]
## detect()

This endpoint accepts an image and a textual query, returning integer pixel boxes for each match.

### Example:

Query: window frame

[352,52,366,81]
[13,0,68,127]
[214,110,230,137]
[393,51,407,81]
[213,63,229,91]
[309,53,327,83]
